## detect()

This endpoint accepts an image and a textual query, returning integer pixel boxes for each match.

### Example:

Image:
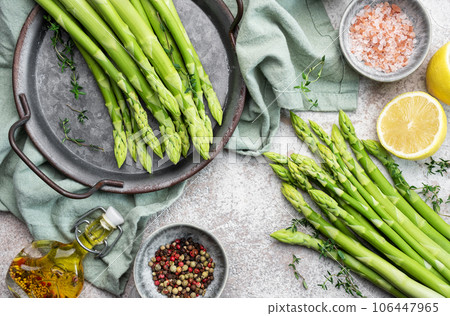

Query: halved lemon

[377,91,447,160]
[426,42,450,105]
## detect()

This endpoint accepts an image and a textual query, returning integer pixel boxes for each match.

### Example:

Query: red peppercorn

[178,262,184,267]
[189,250,195,257]
[175,239,180,243]
[47,282,51,287]
[194,268,200,274]
[202,279,208,283]
[154,281,160,286]
[200,245,204,250]
[176,244,181,249]
[208,263,212,268]
[174,254,180,260]
[159,274,165,279]
[156,256,161,262]
[170,256,176,262]
[188,267,193,272]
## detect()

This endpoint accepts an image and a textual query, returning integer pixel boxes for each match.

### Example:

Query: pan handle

[229,0,244,48]
[8,93,124,199]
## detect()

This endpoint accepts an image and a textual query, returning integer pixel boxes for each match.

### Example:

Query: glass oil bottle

[5,206,124,298]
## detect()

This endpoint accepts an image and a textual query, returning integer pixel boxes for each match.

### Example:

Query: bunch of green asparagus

[38,0,223,172]
[266,110,450,298]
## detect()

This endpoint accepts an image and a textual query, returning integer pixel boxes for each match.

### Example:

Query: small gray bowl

[339,0,431,82]
[133,223,228,298]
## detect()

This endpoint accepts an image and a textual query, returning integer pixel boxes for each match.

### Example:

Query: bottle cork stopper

[103,206,124,227]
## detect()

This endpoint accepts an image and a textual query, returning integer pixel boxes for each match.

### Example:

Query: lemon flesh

[377,91,447,160]
[426,42,450,105]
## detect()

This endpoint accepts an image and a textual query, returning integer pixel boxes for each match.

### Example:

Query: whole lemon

[426,42,450,105]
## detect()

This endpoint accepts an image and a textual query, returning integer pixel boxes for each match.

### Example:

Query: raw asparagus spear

[109,0,211,159]
[270,229,406,298]
[139,0,190,90]
[147,0,213,143]
[131,114,153,173]
[76,44,127,168]
[111,81,136,162]
[290,112,320,154]
[269,164,297,185]
[130,0,151,28]
[362,139,450,240]
[137,1,192,157]
[338,110,450,252]
[263,152,289,165]
[281,183,444,298]
[162,0,224,126]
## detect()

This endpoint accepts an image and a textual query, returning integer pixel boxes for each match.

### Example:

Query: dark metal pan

[10,0,246,198]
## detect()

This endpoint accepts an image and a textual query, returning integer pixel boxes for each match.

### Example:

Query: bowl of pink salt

[339,0,431,82]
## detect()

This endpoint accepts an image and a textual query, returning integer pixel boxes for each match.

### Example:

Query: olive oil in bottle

[5,206,124,298]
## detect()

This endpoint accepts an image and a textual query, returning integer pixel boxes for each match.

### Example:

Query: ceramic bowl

[133,223,228,298]
[339,0,431,82]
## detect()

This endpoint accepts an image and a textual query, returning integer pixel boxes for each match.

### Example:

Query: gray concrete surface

[1,0,449,298]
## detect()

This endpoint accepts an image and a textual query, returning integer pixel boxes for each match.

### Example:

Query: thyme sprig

[318,239,345,261]
[288,254,308,290]
[318,267,364,298]
[65,104,89,124]
[69,73,86,100]
[60,118,103,151]
[44,15,85,100]
[425,157,450,176]
[317,239,363,297]
[411,183,445,213]
[294,56,326,109]
[287,218,320,238]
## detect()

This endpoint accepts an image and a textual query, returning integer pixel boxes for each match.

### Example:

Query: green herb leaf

[60,118,103,151]
[415,183,444,214]
[318,267,364,297]
[425,157,450,176]
[288,254,308,290]
[45,15,85,98]
[294,56,326,109]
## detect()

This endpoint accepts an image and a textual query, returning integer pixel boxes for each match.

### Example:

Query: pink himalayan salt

[349,2,416,73]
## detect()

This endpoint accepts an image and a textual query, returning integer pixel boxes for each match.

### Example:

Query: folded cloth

[0,0,185,296]
[223,0,359,155]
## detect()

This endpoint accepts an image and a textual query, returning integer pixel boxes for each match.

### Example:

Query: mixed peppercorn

[149,237,215,298]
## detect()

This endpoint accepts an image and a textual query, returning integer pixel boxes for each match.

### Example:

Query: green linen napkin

[223,0,359,155]
[0,0,358,296]
[0,0,185,297]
